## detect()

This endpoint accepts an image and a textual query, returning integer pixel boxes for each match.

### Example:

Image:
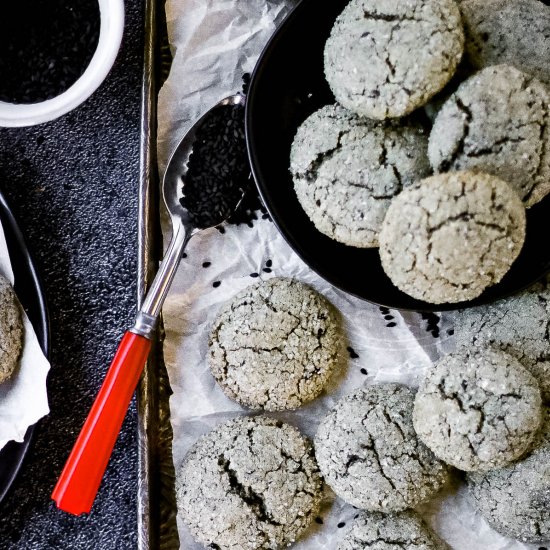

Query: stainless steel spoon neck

[131,224,192,339]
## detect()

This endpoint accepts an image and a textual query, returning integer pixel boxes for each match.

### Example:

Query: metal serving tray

[137,0,179,547]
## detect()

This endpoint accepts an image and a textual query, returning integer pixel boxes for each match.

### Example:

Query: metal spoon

[52,93,247,515]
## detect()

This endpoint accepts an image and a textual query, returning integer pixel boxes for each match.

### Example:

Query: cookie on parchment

[315,383,449,512]
[414,348,542,472]
[176,415,323,550]
[209,277,344,411]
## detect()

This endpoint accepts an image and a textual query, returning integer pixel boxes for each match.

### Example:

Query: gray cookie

[315,383,449,512]
[414,348,542,472]
[176,415,323,550]
[290,104,431,248]
[324,0,464,119]
[459,0,550,86]
[0,274,23,383]
[429,65,550,207]
[209,277,344,411]
[454,276,550,403]
[338,510,448,550]
[468,407,550,543]
[379,171,526,304]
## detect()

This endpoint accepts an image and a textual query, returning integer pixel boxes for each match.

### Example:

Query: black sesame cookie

[0,274,23,384]
[176,415,323,550]
[453,276,550,403]
[429,65,550,207]
[467,407,550,543]
[459,0,550,86]
[379,171,526,304]
[324,0,464,119]
[337,510,449,550]
[209,277,344,411]
[414,348,542,472]
[315,383,449,512]
[290,104,430,248]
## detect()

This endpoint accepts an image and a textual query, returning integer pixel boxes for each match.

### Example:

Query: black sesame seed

[314,517,323,525]
[182,253,188,259]
[202,261,211,268]
[212,281,221,288]
[0,1,100,103]
[360,368,368,375]
[337,522,346,528]
[384,315,394,321]
[250,272,259,278]
[263,268,272,273]
[347,346,359,359]
[386,322,397,328]
[265,259,272,267]
[447,329,454,336]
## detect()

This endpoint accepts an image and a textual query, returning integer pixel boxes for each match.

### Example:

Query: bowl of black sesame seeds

[245,0,550,312]
[0,0,124,127]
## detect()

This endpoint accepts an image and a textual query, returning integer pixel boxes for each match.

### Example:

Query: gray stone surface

[379,171,526,304]
[337,510,448,550]
[453,275,550,403]
[414,348,542,472]
[0,1,142,547]
[324,0,464,119]
[429,65,550,207]
[459,0,550,86]
[209,277,344,411]
[315,383,449,512]
[0,274,23,383]
[290,104,430,248]
[177,415,322,550]
[468,407,550,543]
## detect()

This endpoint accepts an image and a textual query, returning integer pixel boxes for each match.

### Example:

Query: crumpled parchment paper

[157,1,540,548]
[0,217,50,450]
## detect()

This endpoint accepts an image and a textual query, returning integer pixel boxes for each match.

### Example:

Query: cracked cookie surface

[467,407,550,543]
[429,65,550,207]
[315,383,449,512]
[324,0,464,119]
[337,510,448,550]
[459,0,550,87]
[209,277,343,411]
[414,348,542,472]
[0,274,23,383]
[379,171,526,304]
[290,104,430,248]
[176,415,323,550]
[454,275,550,403]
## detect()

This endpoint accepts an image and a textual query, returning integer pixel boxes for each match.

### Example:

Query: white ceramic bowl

[0,0,124,127]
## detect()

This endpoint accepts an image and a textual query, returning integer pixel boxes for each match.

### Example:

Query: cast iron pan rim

[0,188,50,506]
[245,0,550,312]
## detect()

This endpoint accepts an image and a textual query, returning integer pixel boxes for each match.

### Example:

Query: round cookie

[414,348,542,472]
[379,171,526,304]
[315,383,449,512]
[468,407,550,543]
[324,0,464,120]
[0,274,23,383]
[209,277,343,411]
[429,65,550,207]
[176,415,323,550]
[337,510,448,550]
[459,0,550,86]
[454,275,550,403]
[290,104,431,248]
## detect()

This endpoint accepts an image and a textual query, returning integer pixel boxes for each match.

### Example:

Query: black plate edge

[0,188,50,506]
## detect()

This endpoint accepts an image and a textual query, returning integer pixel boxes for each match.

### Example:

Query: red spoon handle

[51,331,152,515]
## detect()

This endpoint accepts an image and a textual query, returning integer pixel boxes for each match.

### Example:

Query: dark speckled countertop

[0,2,143,548]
